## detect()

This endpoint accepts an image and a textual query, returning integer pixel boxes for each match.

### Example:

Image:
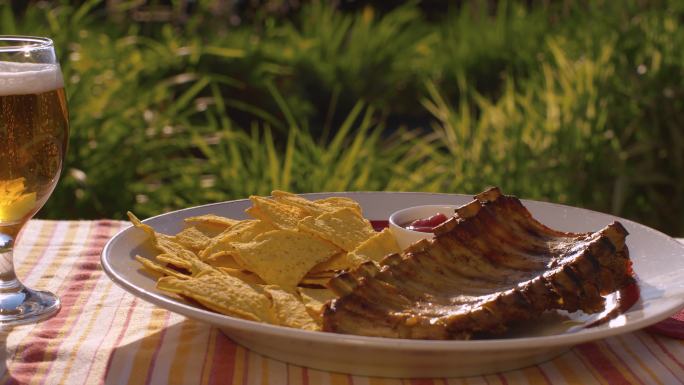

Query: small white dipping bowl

[388,204,461,250]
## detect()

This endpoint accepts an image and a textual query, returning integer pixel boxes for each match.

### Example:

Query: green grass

[4,0,684,235]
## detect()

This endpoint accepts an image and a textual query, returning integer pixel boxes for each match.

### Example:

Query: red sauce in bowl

[402,213,449,233]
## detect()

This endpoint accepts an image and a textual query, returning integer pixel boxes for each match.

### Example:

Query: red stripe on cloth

[208,331,238,385]
[635,333,683,381]
[102,297,139,382]
[302,368,309,385]
[199,327,216,385]
[576,343,634,384]
[646,310,684,339]
[16,221,60,282]
[42,221,126,384]
[603,341,647,385]
[497,373,509,385]
[242,346,250,385]
[82,288,133,384]
[648,333,684,371]
[143,311,172,385]
[410,379,435,385]
[535,366,553,384]
[8,221,116,385]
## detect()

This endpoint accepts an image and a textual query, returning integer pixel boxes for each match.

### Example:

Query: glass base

[0,286,60,326]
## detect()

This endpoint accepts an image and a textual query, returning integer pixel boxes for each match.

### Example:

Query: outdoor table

[1,219,683,384]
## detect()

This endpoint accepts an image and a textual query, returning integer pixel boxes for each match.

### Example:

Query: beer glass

[0,36,68,325]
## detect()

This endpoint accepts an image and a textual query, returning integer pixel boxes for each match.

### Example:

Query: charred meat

[322,187,633,339]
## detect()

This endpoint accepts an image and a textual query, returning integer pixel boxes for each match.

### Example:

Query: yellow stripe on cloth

[597,339,644,384]
[169,320,212,385]
[200,327,219,385]
[48,222,124,385]
[22,221,89,385]
[329,371,351,385]
[521,366,549,384]
[612,334,664,384]
[82,291,138,384]
[13,220,53,275]
[128,307,172,385]
[637,332,684,381]
[233,345,248,385]
[261,354,270,385]
[287,363,305,385]
[54,264,120,385]
[459,378,487,385]
[546,350,596,383]
[367,377,386,385]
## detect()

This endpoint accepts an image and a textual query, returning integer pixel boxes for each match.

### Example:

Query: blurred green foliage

[3,0,684,235]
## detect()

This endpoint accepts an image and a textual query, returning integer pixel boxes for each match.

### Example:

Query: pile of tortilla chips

[129,191,401,331]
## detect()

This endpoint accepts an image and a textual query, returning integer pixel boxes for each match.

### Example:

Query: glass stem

[0,233,22,291]
[0,227,60,324]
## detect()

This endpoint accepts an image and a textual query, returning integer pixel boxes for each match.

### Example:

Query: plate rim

[101,191,684,351]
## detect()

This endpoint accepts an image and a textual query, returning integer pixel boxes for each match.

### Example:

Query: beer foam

[0,61,64,96]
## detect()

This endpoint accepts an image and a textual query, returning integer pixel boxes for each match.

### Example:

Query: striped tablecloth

[1,220,683,385]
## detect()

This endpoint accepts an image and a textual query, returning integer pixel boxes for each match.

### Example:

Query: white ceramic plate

[101,192,684,378]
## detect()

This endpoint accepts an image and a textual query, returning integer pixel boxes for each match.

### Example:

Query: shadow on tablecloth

[104,319,235,385]
[0,329,18,384]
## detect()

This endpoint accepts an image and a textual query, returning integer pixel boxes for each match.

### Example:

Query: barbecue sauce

[402,213,449,233]
[587,281,640,328]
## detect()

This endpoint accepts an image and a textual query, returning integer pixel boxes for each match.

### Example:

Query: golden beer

[0,36,66,325]
[0,62,68,237]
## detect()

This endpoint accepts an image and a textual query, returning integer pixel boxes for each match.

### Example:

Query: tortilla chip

[299,276,333,286]
[246,196,308,230]
[199,220,275,260]
[297,287,336,323]
[156,238,201,268]
[271,190,330,217]
[127,211,175,246]
[205,253,243,270]
[157,271,273,323]
[232,229,340,289]
[309,252,358,274]
[184,214,240,229]
[183,214,239,238]
[305,270,336,278]
[348,228,401,264]
[298,208,375,252]
[156,253,192,271]
[173,226,211,254]
[313,197,363,215]
[187,258,218,276]
[218,267,266,285]
[302,269,335,286]
[128,212,201,267]
[263,285,319,330]
[129,193,379,331]
[135,255,190,280]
